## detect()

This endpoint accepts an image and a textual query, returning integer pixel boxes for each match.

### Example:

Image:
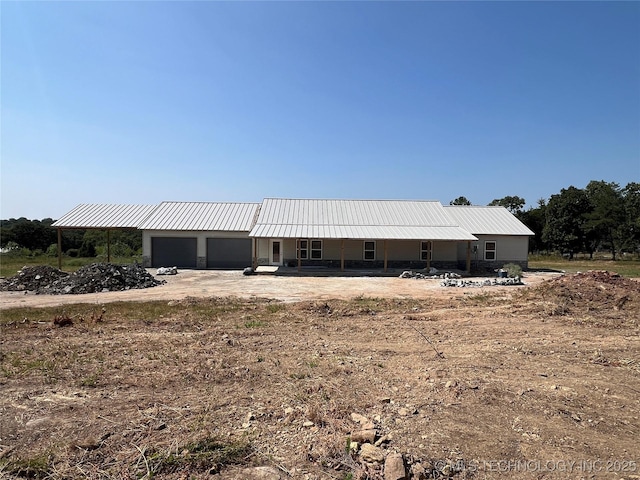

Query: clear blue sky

[2,1,639,220]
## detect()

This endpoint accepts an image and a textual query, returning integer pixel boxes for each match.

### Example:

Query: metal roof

[52,204,157,229]
[250,199,477,240]
[137,202,260,231]
[444,206,535,236]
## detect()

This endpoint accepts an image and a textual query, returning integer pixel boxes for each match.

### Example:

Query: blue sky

[2,1,639,219]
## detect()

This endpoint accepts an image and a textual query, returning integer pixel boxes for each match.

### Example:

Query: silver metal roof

[52,204,157,229]
[250,199,477,240]
[444,206,535,236]
[137,202,260,231]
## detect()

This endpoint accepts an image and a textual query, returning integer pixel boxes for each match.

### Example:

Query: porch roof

[249,199,477,240]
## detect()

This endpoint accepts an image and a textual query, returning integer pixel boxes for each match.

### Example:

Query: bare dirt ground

[1,271,639,479]
[0,270,552,310]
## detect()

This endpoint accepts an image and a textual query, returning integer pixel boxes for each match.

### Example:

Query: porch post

[297,239,301,272]
[384,240,388,272]
[466,241,471,273]
[341,239,345,272]
[426,241,431,271]
[252,238,257,270]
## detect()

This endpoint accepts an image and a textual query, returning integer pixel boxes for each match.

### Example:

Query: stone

[302,420,314,427]
[351,412,369,424]
[384,452,406,480]
[350,428,376,444]
[410,463,428,480]
[359,443,385,463]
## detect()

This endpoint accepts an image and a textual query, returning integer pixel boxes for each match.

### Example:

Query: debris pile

[441,277,524,287]
[530,270,640,321]
[156,266,178,275]
[1,263,165,295]
[400,270,462,280]
[0,265,69,291]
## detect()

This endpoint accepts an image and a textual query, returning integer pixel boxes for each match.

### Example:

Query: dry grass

[1,279,639,479]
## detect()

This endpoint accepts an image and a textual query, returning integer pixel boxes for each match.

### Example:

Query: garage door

[207,238,252,269]
[151,237,197,268]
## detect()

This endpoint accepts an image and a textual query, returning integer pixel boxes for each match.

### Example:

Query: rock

[410,462,428,480]
[351,428,376,444]
[243,267,254,276]
[351,413,369,424]
[302,420,314,427]
[156,266,178,275]
[374,434,392,446]
[1,263,166,295]
[359,443,385,463]
[384,452,406,480]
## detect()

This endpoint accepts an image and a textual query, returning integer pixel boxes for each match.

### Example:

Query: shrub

[66,248,79,258]
[78,241,96,258]
[46,244,58,257]
[502,263,523,278]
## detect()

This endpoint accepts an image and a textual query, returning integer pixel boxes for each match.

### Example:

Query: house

[137,202,260,269]
[52,198,534,272]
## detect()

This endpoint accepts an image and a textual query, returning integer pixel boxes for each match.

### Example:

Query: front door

[269,239,283,266]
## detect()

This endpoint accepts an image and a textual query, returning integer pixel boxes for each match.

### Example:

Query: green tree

[449,196,472,205]
[583,181,626,260]
[621,182,640,254]
[488,195,526,216]
[542,186,591,259]
[520,199,547,253]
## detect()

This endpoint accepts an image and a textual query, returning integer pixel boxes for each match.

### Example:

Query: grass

[143,437,252,476]
[528,254,640,277]
[0,253,142,277]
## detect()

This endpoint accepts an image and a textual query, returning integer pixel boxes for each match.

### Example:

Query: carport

[51,204,157,270]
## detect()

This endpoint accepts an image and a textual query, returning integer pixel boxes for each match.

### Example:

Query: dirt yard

[1,271,639,479]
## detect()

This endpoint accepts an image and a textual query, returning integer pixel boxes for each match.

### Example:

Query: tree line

[451,181,640,259]
[0,218,142,258]
[1,181,639,260]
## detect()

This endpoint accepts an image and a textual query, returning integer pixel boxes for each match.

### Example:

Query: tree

[542,186,591,259]
[449,196,472,206]
[520,199,547,253]
[583,181,626,260]
[621,182,640,254]
[488,196,526,216]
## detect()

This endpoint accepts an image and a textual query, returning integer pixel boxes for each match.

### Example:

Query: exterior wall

[264,237,462,269]
[142,230,251,269]
[459,235,530,271]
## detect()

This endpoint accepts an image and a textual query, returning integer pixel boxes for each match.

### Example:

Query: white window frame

[310,239,323,260]
[484,241,497,261]
[420,241,432,261]
[363,241,376,261]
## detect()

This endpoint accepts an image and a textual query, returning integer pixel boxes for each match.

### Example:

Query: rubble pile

[1,263,165,295]
[532,270,640,317]
[399,270,462,280]
[0,265,69,292]
[441,277,524,288]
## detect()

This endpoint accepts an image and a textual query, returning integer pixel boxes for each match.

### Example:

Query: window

[297,239,308,260]
[297,239,322,260]
[364,241,376,260]
[485,241,496,261]
[311,240,322,259]
[420,241,432,261]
